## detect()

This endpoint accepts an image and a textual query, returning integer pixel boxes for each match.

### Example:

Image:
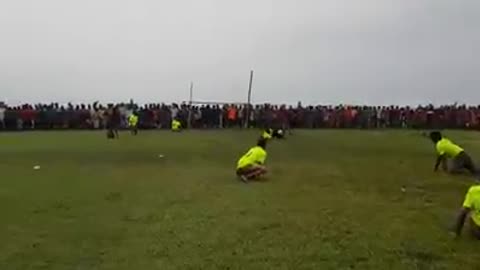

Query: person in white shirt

[170,105,179,120]
[0,105,6,129]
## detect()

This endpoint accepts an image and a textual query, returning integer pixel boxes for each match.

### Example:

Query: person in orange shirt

[227,105,237,127]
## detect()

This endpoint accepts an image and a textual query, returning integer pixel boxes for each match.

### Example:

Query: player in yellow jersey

[128,113,139,136]
[430,131,479,178]
[236,138,268,182]
[452,184,480,238]
[171,118,182,132]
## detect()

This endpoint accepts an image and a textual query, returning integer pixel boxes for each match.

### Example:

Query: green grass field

[1,130,480,269]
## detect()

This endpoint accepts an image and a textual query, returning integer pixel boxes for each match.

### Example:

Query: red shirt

[21,108,36,121]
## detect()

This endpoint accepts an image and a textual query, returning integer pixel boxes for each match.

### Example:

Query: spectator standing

[0,104,6,129]
[170,104,179,120]
[227,105,237,128]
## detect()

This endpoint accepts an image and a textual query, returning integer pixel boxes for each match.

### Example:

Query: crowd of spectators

[1,101,480,131]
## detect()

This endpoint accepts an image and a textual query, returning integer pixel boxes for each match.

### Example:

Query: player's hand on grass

[447,223,461,239]
[448,231,459,240]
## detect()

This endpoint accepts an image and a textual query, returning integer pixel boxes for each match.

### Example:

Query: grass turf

[1,130,480,269]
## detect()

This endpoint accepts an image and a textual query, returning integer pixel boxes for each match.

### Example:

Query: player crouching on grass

[451,182,480,239]
[128,112,139,136]
[236,138,268,182]
[430,131,480,179]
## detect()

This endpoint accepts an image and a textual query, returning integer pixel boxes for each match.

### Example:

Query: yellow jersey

[237,146,267,170]
[262,129,273,140]
[172,120,181,131]
[463,185,480,226]
[128,115,138,127]
[436,138,463,158]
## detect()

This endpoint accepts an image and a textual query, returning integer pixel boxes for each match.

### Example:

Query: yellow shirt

[237,146,267,170]
[172,120,181,131]
[463,185,480,226]
[262,129,273,140]
[128,115,138,127]
[436,138,463,158]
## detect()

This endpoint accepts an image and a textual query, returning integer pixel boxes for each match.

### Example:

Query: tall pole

[187,82,193,129]
[245,70,254,128]
[189,82,193,104]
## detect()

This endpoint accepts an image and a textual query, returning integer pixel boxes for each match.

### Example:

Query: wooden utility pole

[245,70,254,128]
[187,82,193,129]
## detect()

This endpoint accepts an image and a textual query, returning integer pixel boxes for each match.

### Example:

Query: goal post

[187,100,249,129]
[245,70,254,128]
[186,70,254,128]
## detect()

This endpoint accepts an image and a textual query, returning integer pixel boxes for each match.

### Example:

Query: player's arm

[434,154,445,171]
[452,207,470,236]
[452,190,473,237]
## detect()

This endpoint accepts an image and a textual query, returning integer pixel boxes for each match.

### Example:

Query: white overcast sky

[0,0,479,105]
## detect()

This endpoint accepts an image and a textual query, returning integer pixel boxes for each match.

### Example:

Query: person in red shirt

[227,105,237,128]
[21,105,36,129]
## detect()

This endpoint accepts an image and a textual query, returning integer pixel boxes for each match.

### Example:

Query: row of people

[2,103,480,130]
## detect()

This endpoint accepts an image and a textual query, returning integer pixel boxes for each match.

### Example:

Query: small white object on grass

[158,154,165,158]
[401,187,406,193]
[33,165,41,170]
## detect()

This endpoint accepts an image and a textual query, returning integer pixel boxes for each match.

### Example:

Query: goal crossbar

[189,100,248,106]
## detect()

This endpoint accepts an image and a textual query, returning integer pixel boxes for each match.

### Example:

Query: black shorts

[452,152,477,174]
[237,165,258,176]
[236,167,249,176]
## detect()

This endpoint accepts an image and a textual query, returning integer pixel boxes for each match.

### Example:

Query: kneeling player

[430,131,479,178]
[236,138,268,182]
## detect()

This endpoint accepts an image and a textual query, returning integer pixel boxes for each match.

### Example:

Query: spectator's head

[429,131,442,143]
